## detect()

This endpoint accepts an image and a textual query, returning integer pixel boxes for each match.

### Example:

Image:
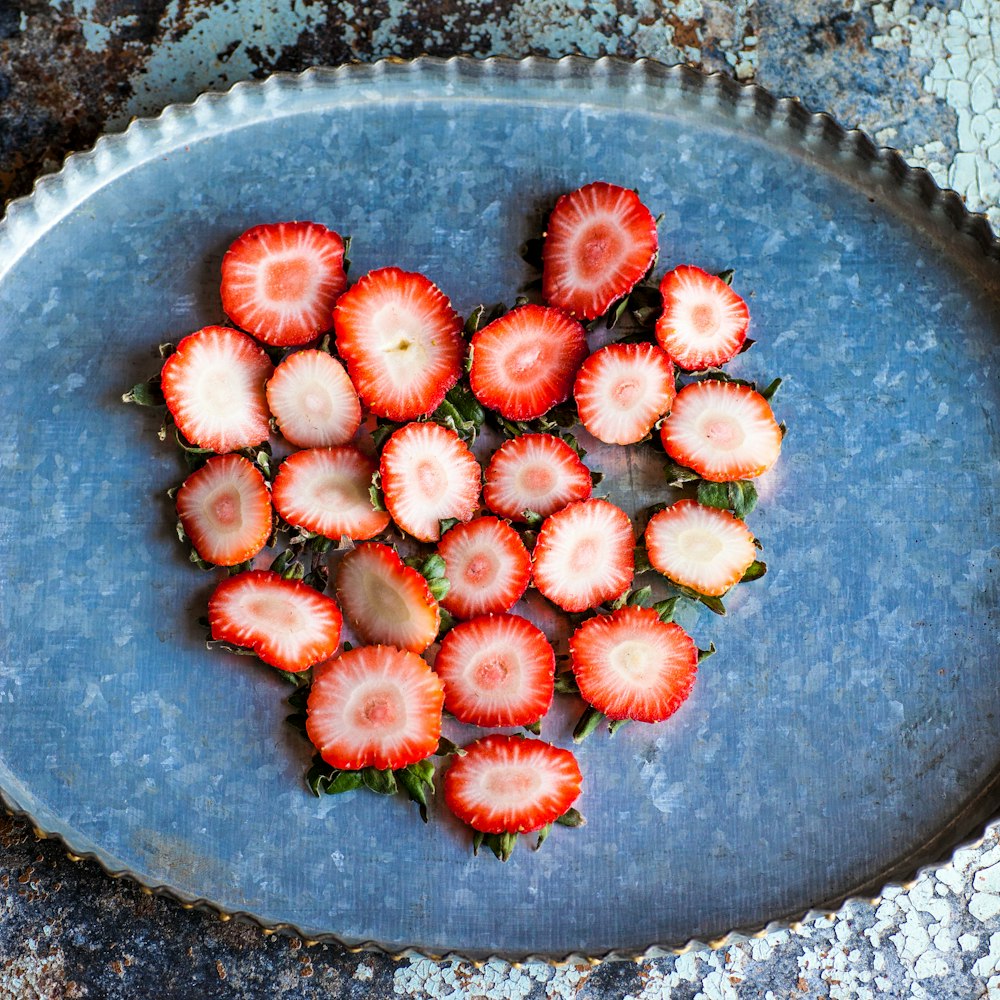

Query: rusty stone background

[3,1,1000,997]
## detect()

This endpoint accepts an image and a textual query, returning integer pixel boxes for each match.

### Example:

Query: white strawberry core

[702,414,746,451]
[210,489,241,528]
[680,528,724,562]
[611,376,642,409]
[315,473,360,508]
[463,550,497,586]
[473,654,512,690]
[579,223,623,277]
[485,765,537,796]
[352,684,404,729]
[610,639,657,682]
[374,305,432,386]
[247,594,306,632]
[517,463,555,496]
[568,536,598,573]
[301,385,333,418]
[264,257,311,302]
[359,571,410,624]
[690,301,719,336]
[416,458,445,498]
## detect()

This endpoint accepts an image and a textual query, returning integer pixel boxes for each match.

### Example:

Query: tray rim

[2,54,1000,965]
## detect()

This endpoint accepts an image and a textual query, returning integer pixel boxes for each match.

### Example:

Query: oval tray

[1,57,999,963]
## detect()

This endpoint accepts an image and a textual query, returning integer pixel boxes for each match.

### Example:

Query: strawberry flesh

[335,542,440,653]
[644,499,757,597]
[379,422,481,542]
[573,341,676,445]
[220,221,347,347]
[532,499,634,612]
[542,181,658,320]
[437,517,531,620]
[659,379,782,482]
[434,614,555,728]
[265,349,361,448]
[271,446,390,541]
[161,326,273,453]
[334,267,464,420]
[175,454,272,567]
[656,265,749,371]
[306,645,444,771]
[468,304,588,420]
[208,570,343,672]
[482,433,592,523]
[444,734,582,834]
[570,606,698,722]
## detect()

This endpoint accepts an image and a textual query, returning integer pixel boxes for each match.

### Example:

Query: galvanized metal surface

[1,56,999,970]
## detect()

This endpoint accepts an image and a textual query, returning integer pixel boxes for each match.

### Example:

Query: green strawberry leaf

[741,560,767,582]
[122,377,165,407]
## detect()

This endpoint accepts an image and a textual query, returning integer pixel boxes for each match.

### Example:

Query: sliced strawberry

[569,606,698,722]
[655,265,749,371]
[541,181,658,320]
[335,542,440,653]
[161,326,273,453]
[333,267,464,420]
[271,447,390,541]
[659,379,782,482]
[175,454,272,566]
[434,614,555,727]
[482,433,592,523]
[306,645,444,771]
[644,499,757,597]
[443,734,582,834]
[220,221,347,347]
[208,570,342,672]
[532,499,634,612]
[437,518,531,620]
[379,422,481,542]
[573,342,676,445]
[265,349,361,448]
[468,304,588,420]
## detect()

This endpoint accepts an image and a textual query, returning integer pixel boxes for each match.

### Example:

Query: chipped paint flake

[871,0,1000,226]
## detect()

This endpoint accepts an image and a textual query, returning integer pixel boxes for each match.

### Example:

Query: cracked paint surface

[3,1,1000,997]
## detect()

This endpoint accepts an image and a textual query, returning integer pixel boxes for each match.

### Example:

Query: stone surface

[3,1,1000,997]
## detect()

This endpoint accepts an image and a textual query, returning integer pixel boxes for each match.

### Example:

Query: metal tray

[1,58,999,964]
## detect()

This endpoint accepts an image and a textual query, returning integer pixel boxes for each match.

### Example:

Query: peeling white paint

[872,0,1000,227]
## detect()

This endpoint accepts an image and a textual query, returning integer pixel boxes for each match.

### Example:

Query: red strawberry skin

[175,453,272,566]
[437,517,531,620]
[483,433,593,523]
[434,613,555,727]
[161,326,273,453]
[468,304,589,420]
[306,645,444,771]
[444,734,583,834]
[220,221,347,347]
[208,570,343,672]
[569,606,698,722]
[333,267,464,420]
[531,499,635,613]
[542,181,658,320]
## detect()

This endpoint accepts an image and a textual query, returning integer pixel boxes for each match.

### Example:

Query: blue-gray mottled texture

[4,3,1000,999]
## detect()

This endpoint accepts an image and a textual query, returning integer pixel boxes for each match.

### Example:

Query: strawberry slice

[443,734,582,834]
[659,379,782,482]
[306,645,444,771]
[655,265,749,371]
[335,542,440,653]
[379,422,481,542]
[644,499,757,597]
[541,181,658,320]
[220,221,347,347]
[265,349,361,448]
[161,326,273,453]
[175,454,272,566]
[437,518,531,620]
[573,342,676,445]
[482,433,592,523]
[468,304,588,420]
[532,499,634,612]
[271,447,390,541]
[434,614,555,727]
[569,606,698,722]
[333,267,464,420]
[208,570,342,672]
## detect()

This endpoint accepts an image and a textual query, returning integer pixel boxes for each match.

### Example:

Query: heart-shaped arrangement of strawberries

[125,182,784,862]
